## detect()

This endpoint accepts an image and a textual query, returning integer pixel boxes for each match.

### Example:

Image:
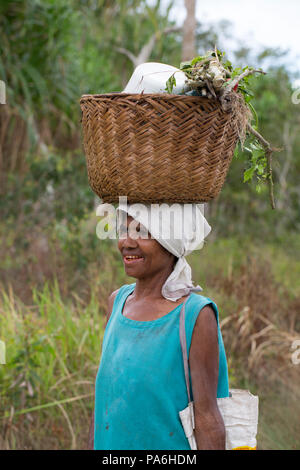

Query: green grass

[257,381,300,450]
[0,280,104,450]
[189,235,300,451]
[189,234,300,294]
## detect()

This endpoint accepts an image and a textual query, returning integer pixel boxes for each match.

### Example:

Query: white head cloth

[116,202,211,302]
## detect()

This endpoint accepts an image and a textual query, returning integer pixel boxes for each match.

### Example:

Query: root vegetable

[164,48,278,209]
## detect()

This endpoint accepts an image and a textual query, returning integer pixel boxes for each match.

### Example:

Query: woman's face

[117,215,175,279]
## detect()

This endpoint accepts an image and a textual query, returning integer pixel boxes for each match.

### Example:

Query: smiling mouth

[123,255,145,264]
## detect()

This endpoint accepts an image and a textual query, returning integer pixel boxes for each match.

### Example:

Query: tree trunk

[182,0,196,62]
[115,27,181,69]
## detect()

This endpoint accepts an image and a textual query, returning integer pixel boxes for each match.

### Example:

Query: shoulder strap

[179,293,192,404]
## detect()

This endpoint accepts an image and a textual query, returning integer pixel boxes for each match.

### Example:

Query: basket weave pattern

[80,93,240,204]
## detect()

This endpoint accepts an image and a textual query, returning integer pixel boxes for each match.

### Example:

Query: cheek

[139,240,169,265]
[138,239,158,257]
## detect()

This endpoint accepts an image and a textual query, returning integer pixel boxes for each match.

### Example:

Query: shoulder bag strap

[179,294,192,404]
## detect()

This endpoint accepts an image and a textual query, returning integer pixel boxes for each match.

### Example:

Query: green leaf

[231,67,242,78]
[251,148,264,163]
[243,166,255,182]
[234,144,240,158]
[247,102,259,128]
[223,59,233,70]
[165,74,176,93]
[180,61,192,70]
[191,55,209,65]
[212,49,225,59]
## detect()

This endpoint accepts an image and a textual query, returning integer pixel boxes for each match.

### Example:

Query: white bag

[179,296,259,450]
[122,62,187,95]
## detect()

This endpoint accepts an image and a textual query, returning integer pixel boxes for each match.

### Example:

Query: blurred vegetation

[0,0,299,450]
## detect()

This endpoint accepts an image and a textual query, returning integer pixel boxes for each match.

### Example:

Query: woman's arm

[87,288,120,450]
[105,288,120,326]
[189,305,226,450]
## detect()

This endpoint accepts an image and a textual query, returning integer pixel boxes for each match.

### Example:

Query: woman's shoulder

[108,283,135,303]
[106,283,136,324]
[185,293,222,358]
[187,292,220,323]
[189,292,217,307]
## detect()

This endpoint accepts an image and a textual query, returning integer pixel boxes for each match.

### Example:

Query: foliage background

[0,0,299,450]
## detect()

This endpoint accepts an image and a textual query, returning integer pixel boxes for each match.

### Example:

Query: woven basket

[80,93,243,204]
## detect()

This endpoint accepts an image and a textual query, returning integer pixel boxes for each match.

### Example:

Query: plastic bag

[179,389,258,450]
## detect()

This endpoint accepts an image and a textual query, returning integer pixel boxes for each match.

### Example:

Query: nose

[121,233,139,248]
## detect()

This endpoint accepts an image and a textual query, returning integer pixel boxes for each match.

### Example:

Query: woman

[91,203,229,450]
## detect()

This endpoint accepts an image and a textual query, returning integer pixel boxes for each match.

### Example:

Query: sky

[153,0,300,81]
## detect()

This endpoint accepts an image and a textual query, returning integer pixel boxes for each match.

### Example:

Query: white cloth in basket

[122,62,187,95]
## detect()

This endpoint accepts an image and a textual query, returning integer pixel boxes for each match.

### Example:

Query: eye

[118,224,128,236]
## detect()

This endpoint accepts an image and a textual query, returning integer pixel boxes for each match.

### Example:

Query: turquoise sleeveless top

[94,283,229,450]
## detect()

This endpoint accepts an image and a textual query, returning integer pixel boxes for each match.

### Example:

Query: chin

[124,266,142,278]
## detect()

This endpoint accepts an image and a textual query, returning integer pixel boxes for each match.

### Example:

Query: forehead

[117,212,141,226]
[118,214,151,236]
[117,214,136,225]
[119,214,141,224]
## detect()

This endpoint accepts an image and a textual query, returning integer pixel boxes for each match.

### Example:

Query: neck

[133,262,175,301]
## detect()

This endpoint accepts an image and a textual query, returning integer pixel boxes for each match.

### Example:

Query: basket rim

[79,92,221,106]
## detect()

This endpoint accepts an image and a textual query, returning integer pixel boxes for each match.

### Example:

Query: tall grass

[0,279,104,450]
[189,236,300,450]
